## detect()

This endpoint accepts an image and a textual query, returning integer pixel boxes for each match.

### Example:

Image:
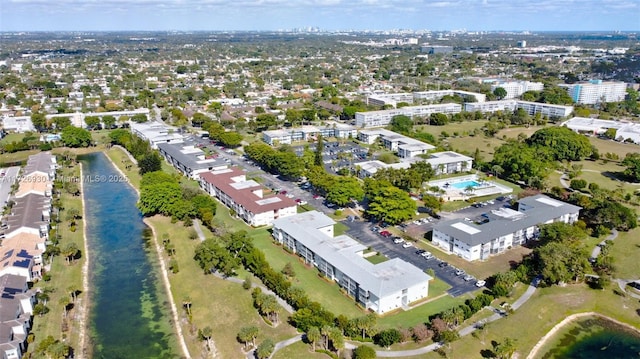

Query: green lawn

[610,227,640,279]
[378,292,470,329]
[0,132,26,145]
[30,159,86,355]
[420,284,640,359]
[105,147,142,189]
[251,229,366,318]
[271,340,326,359]
[148,216,298,359]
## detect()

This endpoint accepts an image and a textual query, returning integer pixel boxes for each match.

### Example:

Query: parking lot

[193,135,509,297]
[293,141,368,175]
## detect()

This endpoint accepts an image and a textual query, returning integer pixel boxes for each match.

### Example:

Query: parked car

[402,242,413,248]
[475,280,486,287]
[415,249,426,255]
[455,269,465,276]
[371,226,380,232]
[393,237,404,244]
[438,262,449,268]
[379,230,392,237]
[420,251,432,257]
[424,253,434,260]
[463,274,475,282]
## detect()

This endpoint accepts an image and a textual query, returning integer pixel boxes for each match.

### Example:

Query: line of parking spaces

[344,221,482,297]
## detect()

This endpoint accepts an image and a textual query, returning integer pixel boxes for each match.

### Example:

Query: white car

[393,238,404,244]
[475,280,486,287]
[402,242,413,248]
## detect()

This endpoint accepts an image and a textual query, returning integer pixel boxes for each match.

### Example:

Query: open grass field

[105,147,142,188]
[416,120,489,137]
[609,227,640,279]
[0,132,27,145]
[30,160,86,356]
[420,283,640,359]
[147,216,299,359]
[0,149,39,166]
[251,229,366,319]
[272,340,326,359]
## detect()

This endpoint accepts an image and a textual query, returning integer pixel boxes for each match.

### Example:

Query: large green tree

[527,127,592,161]
[61,126,92,147]
[326,177,364,206]
[622,153,640,182]
[366,181,417,224]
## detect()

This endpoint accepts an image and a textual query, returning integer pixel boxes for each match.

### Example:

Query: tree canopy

[527,127,592,161]
[61,126,92,148]
[365,179,417,224]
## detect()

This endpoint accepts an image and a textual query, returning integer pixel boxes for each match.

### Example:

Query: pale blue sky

[0,0,638,32]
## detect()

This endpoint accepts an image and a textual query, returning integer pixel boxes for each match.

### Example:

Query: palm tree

[67,285,79,302]
[62,242,79,264]
[306,326,321,351]
[321,325,332,350]
[59,297,71,318]
[182,296,192,316]
[201,326,213,351]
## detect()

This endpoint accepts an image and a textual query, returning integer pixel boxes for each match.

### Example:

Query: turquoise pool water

[451,180,481,189]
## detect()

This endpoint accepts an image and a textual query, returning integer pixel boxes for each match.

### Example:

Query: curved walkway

[268,277,542,358]
[590,229,618,259]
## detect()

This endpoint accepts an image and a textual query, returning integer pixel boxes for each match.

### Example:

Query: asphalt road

[191,136,514,297]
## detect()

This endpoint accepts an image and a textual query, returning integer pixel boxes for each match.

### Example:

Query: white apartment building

[464,100,573,118]
[272,211,432,314]
[432,195,581,261]
[355,103,462,128]
[490,81,544,99]
[560,80,627,104]
[561,117,640,144]
[366,90,485,108]
[262,122,357,146]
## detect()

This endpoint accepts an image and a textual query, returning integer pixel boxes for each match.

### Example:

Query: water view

[81,152,179,359]
[539,316,640,359]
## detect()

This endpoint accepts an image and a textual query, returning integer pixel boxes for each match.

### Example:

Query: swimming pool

[451,180,481,189]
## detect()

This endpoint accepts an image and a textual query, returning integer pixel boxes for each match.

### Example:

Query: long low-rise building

[199,167,297,227]
[561,117,640,144]
[272,211,432,314]
[262,122,357,146]
[157,142,227,179]
[355,103,462,128]
[464,100,573,118]
[131,121,186,149]
[357,151,472,178]
[432,195,581,261]
[366,90,486,108]
[358,129,435,159]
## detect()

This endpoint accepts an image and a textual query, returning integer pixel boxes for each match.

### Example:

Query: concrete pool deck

[427,174,513,201]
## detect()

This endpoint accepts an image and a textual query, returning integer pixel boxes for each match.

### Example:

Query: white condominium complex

[560,80,627,104]
[490,80,544,99]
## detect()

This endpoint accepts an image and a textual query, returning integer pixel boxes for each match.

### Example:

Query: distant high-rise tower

[517,40,527,48]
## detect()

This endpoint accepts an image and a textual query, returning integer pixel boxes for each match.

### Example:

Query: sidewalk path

[212,272,295,314]
[590,229,618,259]
[193,219,206,241]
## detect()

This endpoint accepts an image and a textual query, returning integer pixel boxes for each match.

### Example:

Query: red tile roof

[199,167,297,214]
